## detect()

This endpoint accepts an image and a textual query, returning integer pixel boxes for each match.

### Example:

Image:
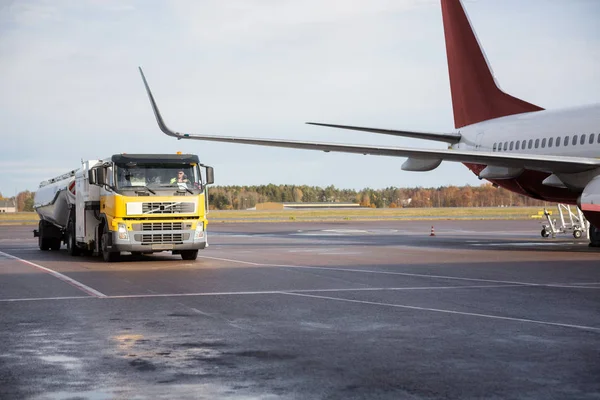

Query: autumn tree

[293,187,303,202]
[16,191,34,212]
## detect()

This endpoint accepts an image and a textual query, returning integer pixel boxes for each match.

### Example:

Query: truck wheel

[100,230,120,262]
[38,221,50,251]
[50,238,61,251]
[39,237,50,251]
[573,229,582,239]
[180,250,198,261]
[67,221,80,256]
[39,236,50,251]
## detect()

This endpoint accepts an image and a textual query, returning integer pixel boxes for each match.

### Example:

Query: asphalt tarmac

[0,220,598,400]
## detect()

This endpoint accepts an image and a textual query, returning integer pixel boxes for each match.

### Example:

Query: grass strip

[0,207,548,226]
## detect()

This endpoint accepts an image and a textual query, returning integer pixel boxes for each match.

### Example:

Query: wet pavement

[0,221,599,399]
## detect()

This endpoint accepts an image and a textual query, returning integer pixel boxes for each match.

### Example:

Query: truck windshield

[115,164,202,193]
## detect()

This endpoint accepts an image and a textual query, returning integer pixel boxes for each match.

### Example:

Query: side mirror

[88,169,97,184]
[97,168,107,186]
[89,167,107,186]
[205,166,214,185]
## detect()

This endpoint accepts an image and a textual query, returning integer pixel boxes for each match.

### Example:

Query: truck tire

[39,237,50,251]
[38,221,50,251]
[180,250,198,261]
[66,221,80,256]
[100,227,120,262]
[50,238,61,251]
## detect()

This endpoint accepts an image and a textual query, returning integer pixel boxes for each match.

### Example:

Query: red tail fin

[441,0,543,129]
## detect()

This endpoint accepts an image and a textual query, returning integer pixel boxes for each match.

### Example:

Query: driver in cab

[170,170,190,185]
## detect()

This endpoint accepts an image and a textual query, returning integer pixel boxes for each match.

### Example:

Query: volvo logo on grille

[142,202,195,214]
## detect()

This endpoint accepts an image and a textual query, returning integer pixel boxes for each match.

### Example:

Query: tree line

[3,183,547,212]
[207,183,547,210]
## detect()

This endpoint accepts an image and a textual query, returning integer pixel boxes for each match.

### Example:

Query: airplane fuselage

[455,104,600,205]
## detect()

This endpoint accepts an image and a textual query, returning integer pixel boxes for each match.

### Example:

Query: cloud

[5,1,62,26]
[0,0,598,196]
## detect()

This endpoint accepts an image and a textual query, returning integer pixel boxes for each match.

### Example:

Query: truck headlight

[118,223,129,240]
[194,223,204,240]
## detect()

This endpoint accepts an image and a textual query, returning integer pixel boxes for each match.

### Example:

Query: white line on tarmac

[281,292,600,333]
[0,251,106,298]
[0,296,93,302]
[2,285,596,332]
[106,284,520,300]
[0,284,521,303]
[196,255,599,289]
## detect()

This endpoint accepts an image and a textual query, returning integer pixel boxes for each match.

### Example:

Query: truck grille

[134,233,190,244]
[142,202,194,214]
[141,222,183,231]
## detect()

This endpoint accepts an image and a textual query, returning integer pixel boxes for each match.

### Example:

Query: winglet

[441,0,544,128]
[138,67,186,140]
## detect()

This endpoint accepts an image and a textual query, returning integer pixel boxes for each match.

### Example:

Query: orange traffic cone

[430,226,435,236]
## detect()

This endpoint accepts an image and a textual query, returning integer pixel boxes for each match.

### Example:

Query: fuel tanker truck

[33,153,214,262]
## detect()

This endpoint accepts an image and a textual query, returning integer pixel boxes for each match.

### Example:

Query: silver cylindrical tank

[34,174,77,228]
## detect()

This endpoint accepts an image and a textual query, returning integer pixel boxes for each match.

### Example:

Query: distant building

[255,202,362,211]
[0,199,16,213]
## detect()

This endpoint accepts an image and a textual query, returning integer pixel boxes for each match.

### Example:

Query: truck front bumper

[109,227,207,253]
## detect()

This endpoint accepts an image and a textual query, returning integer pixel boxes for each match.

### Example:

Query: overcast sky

[1,0,598,196]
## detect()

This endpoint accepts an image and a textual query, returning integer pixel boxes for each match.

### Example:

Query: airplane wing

[139,67,600,175]
[306,123,461,144]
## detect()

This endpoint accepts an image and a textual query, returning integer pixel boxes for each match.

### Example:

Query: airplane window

[522,140,526,150]
[509,141,514,150]
[556,136,561,147]
[534,139,540,148]
[572,135,577,145]
[503,142,508,151]
[580,134,586,145]
[541,138,546,148]
[598,134,600,144]
[589,133,595,144]
[548,137,553,147]
[564,136,569,146]
[528,139,533,149]
[493,143,497,151]
[515,141,520,150]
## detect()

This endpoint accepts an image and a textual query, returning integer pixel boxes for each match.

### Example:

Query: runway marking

[281,292,600,333]
[106,284,520,300]
[2,285,597,332]
[0,251,106,298]
[0,296,93,302]
[0,284,521,303]
[196,255,599,289]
